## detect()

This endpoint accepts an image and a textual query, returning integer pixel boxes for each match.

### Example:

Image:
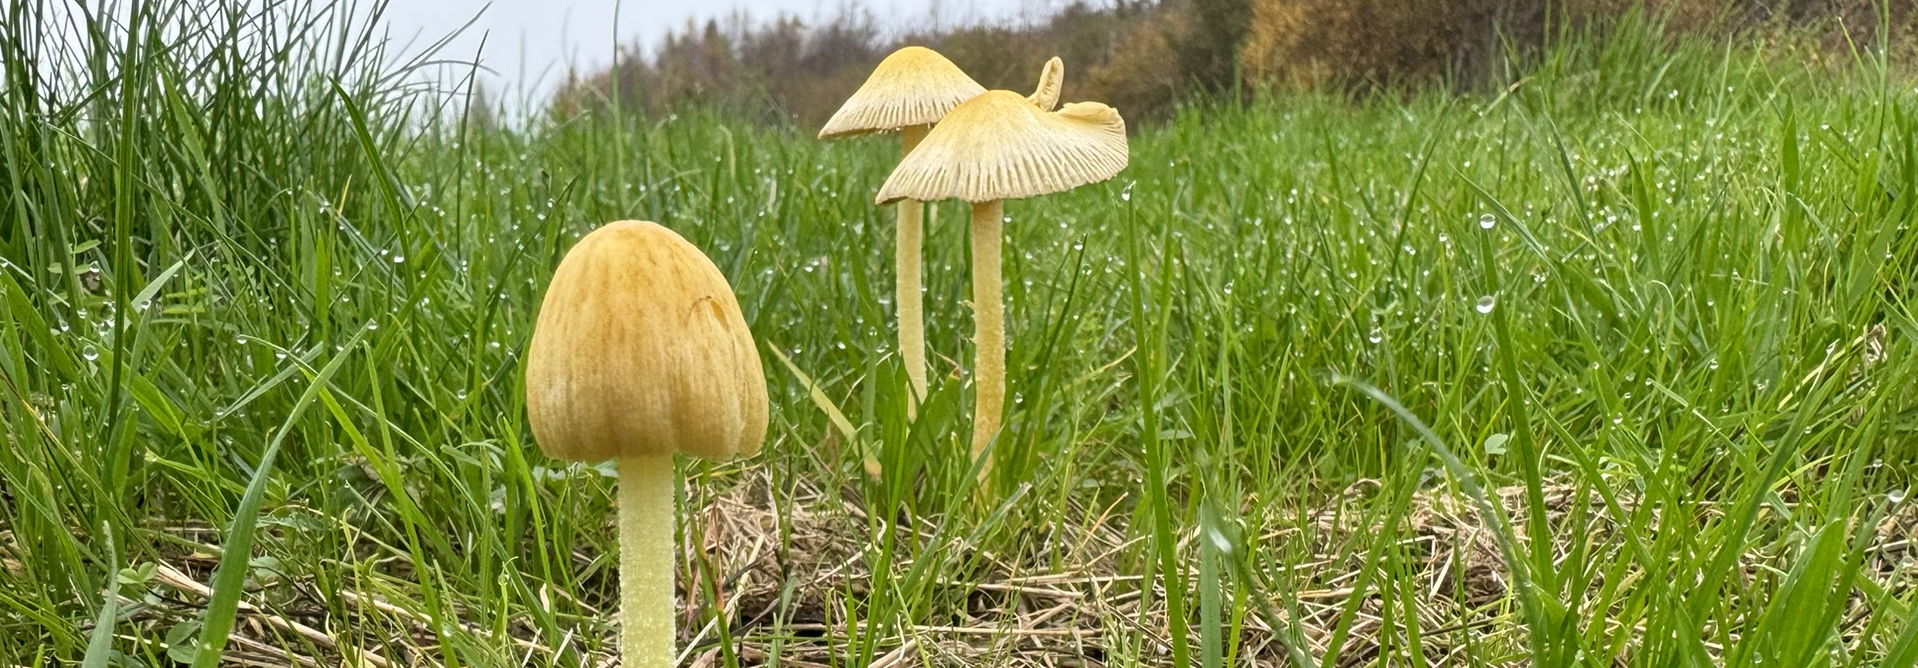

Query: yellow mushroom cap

[874,91,1128,205]
[818,46,986,140]
[525,220,768,463]
[1028,57,1063,111]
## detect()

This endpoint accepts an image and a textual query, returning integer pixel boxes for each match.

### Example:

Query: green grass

[3,1,1918,666]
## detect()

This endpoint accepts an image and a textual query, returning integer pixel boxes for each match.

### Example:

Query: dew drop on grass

[365,319,379,331]
[81,345,98,361]
[235,334,248,345]
[1368,327,1383,344]
[391,254,405,264]
[1120,182,1134,202]
[1479,213,1496,230]
[1891,489,1907,505]
[1474,295,1497,314]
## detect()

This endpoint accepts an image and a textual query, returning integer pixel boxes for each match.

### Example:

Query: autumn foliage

[552,0,1918,127]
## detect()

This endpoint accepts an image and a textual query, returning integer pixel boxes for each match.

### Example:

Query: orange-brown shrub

[1241,0,1549,92]
[1240,0,1918,94]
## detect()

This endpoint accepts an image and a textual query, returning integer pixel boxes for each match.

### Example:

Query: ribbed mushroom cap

[525,220,769,463]
[818,46,986,140]
[875,91,1128,205]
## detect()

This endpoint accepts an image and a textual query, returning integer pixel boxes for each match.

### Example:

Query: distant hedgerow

[556,0,1918,127]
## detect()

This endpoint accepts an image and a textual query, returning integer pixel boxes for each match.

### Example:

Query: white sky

[374,0,1058,107]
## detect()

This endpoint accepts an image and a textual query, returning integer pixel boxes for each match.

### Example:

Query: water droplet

[1474,295,1497,314]
[1367,328,1383,344]
[81,345,99,361]
[391,254,405,264]
[1120,183,1134,202]
[1479,213,1496,230]
[365,319,379,331]
[1891,489,1907,504]
[134,298,151,312]
[235,335,248,345]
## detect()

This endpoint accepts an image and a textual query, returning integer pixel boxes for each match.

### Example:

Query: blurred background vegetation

[549,0,1918,127]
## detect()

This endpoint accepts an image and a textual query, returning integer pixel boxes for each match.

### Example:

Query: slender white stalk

[897,125,930,417]
[618,454,675,665]
[970,200,1005,486]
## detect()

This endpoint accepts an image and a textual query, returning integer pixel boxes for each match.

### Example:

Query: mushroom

[820,46,985,415]
[874,84,1128,487]
[524,220,768,665]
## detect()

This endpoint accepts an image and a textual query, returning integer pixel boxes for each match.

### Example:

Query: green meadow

[2,1,1916,666]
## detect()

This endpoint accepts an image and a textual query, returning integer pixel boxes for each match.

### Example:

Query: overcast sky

[373,0,1057,106]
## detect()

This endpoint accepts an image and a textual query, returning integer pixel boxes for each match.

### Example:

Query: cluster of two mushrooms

[821,48,1129,486]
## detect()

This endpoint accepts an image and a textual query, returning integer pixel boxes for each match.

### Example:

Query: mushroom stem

[618,453,676,665]
[897,124,931,416]
[969,200,1005,487]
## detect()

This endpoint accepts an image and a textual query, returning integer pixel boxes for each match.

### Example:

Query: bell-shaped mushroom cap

[1028,57,1063,111]
[525,220,769,463]
[818,46,986,140]
[875,91,1128,205]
